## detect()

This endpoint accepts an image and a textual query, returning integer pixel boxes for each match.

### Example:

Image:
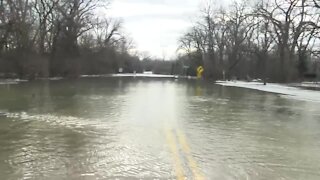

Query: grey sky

[108,0,229,59]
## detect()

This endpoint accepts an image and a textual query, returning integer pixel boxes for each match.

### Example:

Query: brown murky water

[0,78,320,179]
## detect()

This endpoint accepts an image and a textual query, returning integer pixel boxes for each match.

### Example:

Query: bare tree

[33,0,59,54]
[53,0,98,56]
[0,0,141,78]
[213,8,228,73]
[250,17,273,84]
[255,0,320,82]
[177,0,320,81]
[224,1,256,78]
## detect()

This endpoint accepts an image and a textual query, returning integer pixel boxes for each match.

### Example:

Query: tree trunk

[279,46,290,83]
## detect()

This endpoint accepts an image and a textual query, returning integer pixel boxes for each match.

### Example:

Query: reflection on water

[0,78,320,179]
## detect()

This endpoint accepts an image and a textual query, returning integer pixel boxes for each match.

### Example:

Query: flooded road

[0,78,320,179]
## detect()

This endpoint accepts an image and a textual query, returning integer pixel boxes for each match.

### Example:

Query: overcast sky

[107,0,228,59]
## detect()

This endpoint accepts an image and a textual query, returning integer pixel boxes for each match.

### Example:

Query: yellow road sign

[197,66,204,78]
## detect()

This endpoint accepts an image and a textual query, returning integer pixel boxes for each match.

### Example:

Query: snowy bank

[0,79,28,85]
[216,81,320,102]
[291,82,320,90]
[81,73,198,79]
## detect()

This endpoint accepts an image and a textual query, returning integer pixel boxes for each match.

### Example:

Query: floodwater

[0,78,320,180]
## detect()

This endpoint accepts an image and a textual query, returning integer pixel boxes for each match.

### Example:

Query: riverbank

[216,81,320,102]
[0,73,198,85]
[3,76,320,103]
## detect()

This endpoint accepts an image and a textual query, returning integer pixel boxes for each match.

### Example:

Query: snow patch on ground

[81,73,198,79]
[216,81,320,102]
[292,82,320,89]
[110,73,179,78]
[81,73,177,78]
[0,79,28,85]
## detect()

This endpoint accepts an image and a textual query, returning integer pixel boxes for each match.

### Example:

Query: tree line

[177,0,320,82]
[0,0,143,79]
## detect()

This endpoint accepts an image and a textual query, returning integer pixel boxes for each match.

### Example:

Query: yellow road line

[176,129,205,180]
[165,128,185,180]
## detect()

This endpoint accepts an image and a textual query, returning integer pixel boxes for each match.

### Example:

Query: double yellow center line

[165,128,205,180]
